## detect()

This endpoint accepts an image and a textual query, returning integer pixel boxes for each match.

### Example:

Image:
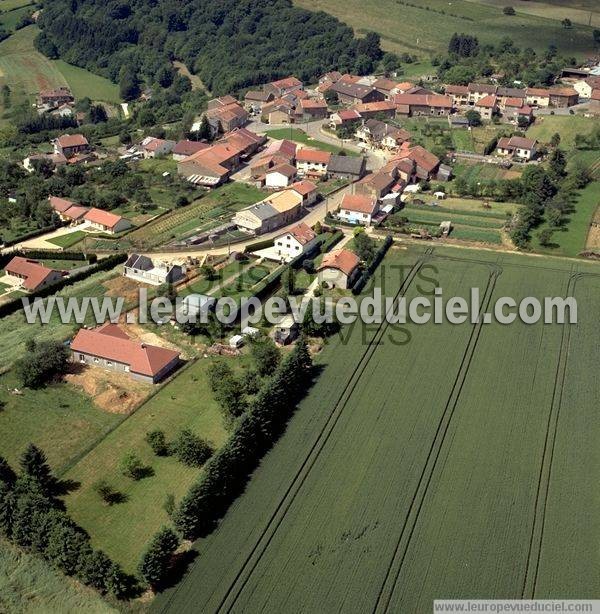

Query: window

[94,357,99,363]
[79,353,85,362]
[107,361,113,367]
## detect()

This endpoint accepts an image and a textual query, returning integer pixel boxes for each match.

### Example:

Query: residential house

[525,88,550,107]
[327,155,366,180]
[48,196,88,224]
[273,314,299,345]
[205,101,249,134]
[329,109,362,127]
[373,77,402,99]
[206,95,238,110]
[264,76,303,97]
[265,163,297,188]
[244,90,275,113]
[330,82,385,105]
[352,101,397,119]
[337,193,379,226]
[295,148,331,178]
[467,83,498,104]
[273,222,318,261]
[4,256,67,293]
[287,180,318,206]
[445,85,470,107]
[573,76,600,99]
[474,94,498,120]
[500,98,534,124]
[250,139,297,179]
[71,323,180,383]
[53,134,90,159]
[355,119,410,150]
[123,254,186,286]
[317,249,360,289]
[261,97,296,124]
[172,140,210,161]
[392,94,453,116]
[298,98,328,121]
[496,136,538,161]
[84,208,132,234]
[141,137,176,158]
[394,145,441,180]
[37,87,74,108]
[355,169,399,200]
[233,190,303,234]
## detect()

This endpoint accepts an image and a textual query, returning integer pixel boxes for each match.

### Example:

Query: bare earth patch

[585,225,600,250]
[103,275,146,304]
[64,364,153,413]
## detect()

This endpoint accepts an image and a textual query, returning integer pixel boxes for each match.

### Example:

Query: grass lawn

[530,180,600,257]
[35,258,87,270]
[0,0,34,10]
[51,59,120,104]
[527,115,600,149]
[265,128,359,156]
[0,539,115,613]
[451,160,522,184]
[0,4,33,30]
[0,370,122,473]
[137,157,178,175]
[295,0,597,58]
[63,358,236,573]
[47,230,88,249]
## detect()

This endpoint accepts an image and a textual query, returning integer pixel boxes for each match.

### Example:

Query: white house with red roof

[337,193,380,226]
[70,323,180,383]
[4,256,67,292]
[265,162,297,189]
[273,222,318,261]
[287,180,318,206]
[141,137,176,159]
[84,208,132,234]
[295,148,331,178]
[317,248,360,289]
[48,196,88,223]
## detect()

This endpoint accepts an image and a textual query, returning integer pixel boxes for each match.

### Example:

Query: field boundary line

[373,258,503,614]
[521,270,585,597]
[208,250,434,614]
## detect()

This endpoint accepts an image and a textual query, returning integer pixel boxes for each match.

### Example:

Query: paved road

[145,184,354,260]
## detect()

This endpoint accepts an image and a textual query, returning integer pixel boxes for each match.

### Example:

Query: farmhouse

[394,145,441,180]
[273,222,318,261]
[474,94,498,120]
[392,94,453,116]
[205,100,249,134]
[287,180,318,206]
[467,83,498,104]
[573,76,600,99]
[352,101,397,119]
[327,155,366,180]
[445,84,469,107]
[84,208,132,234]
[525,88,550,107]
[298,98,328,120]
[317,249,360,289]
[233,190,303,234]
[123,254,186,286]
[172,140,210,160]
[296,148,331,178]
[141,137,176,158]
[496,136,538,161]
[265,76,303,97]
[355,169,399,200]
[355,119,410,150]
[337,193,379,226]
[71,323,180,383]
[4,256,67,293]
[547,87,579,108]
[330,82,385,105]
[250,139,297,179]
[49,196,89,223]
[329,109,362,127]
[37,87,74,108]
[53,134,90,159]
[244,90,275,113]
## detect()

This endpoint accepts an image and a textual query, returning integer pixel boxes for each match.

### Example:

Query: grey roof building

[327,155,366,179]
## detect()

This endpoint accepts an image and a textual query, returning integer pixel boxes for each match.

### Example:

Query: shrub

[172,430,214,467]
[138,526,180,589]
[120,453,152,480]
[145,430,170,456]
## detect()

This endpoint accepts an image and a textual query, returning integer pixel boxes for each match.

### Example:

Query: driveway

[2,223,92,253]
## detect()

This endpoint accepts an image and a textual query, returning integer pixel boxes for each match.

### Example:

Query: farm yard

[154,245,600,613]
[295,0,598,57]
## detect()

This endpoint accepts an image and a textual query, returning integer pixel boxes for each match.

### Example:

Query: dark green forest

[35,0,384,96]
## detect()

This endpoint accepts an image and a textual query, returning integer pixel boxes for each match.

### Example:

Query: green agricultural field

[295,0,597,57]
[265,128,359,156]
[154,246,600,613]
[51,60,120,104]
[0,369,121,473]
[527,115,600,149]
[531,180,600,257]
[63,358,237,573]
[0,539,115,613]
[0,4,33,30]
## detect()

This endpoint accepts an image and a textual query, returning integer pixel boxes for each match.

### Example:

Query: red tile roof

[592,89,600,101]
[173,140,210,156]
[49,195,77,213]
[267,162,297,178]
[71,323,179,378]
[4,256,66,291]
[300,98,328,109]
[318,249,360,276]
[340,193,378,215]
[271,76,302,89]
[353,101,397,113]
[56,134,88,148]
[392,94,453,108]
[475,94,498,108]
[445,85,469,95]
[335,109,362,121]
[84,208,126,229]
[296,148,331,164]
[394,145,440,173]
[289,180,317,196]
[285,222,316,245]
[63,205,89,220]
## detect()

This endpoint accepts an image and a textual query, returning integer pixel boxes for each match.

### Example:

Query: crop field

[154,245,600,613]
[295,0,597,57]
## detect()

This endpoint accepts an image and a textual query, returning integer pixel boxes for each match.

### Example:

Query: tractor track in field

[210,250,435,614]
[374,259,503,614]
[521,270,589,598]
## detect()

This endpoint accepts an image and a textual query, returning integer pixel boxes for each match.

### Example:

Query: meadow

[265,128,359,155]
[153,245,600,613]
[295,0,597,57]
